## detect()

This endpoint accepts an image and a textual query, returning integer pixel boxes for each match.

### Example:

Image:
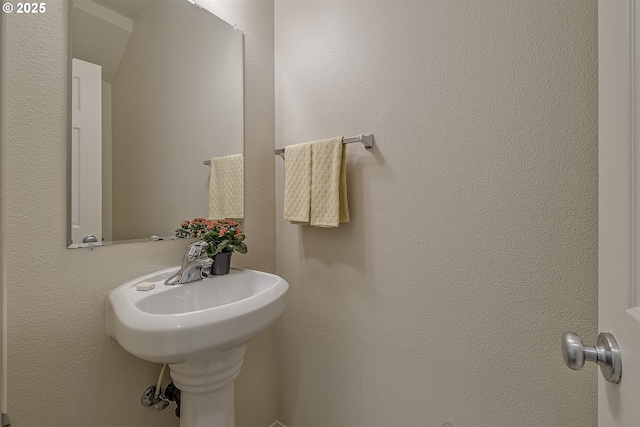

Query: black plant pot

[210,252,232,275]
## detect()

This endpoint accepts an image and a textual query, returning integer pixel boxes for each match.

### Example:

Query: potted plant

[176,218,247,275]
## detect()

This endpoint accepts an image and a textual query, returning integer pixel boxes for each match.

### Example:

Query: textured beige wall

[3,1,275,426]
[275,1,598,426]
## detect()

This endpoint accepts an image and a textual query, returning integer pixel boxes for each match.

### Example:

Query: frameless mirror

[68,0,244,248]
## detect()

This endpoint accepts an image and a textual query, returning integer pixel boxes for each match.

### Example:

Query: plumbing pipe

[154,364,167,399]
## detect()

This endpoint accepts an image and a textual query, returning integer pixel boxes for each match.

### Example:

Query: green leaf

[231,242,248,254]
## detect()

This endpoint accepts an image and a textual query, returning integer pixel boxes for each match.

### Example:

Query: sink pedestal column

[169,347,246,427]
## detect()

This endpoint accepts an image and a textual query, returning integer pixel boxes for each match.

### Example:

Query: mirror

[68,0,244,248]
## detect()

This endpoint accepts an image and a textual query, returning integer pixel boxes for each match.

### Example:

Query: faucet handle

[185,241,209,258]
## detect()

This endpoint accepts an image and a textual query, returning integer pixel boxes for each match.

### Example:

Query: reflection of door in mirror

[69,0,244,247]
[71,58,103,244]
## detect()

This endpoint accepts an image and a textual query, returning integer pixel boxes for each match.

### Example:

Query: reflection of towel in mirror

[284,137,349,227]
[208,154,244,219]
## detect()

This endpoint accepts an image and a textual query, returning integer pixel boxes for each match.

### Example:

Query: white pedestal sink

[106,268,289,427]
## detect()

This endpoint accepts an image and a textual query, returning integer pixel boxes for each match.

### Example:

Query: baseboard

[270,422,287,427]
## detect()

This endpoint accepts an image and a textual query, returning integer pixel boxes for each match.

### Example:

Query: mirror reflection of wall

[69,0,244,247]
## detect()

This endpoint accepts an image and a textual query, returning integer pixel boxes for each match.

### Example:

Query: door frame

[0,5,7,419]
[599,0,640,424]
[598,0,634,313]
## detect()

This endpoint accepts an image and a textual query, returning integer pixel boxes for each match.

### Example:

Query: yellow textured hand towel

[310,137,349,227]
[208,154,244,219]
[284,142,312,223]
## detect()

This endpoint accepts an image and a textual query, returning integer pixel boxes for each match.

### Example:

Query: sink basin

[106,267,289,364]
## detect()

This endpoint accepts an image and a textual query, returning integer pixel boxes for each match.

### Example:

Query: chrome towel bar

[274,134,374,159]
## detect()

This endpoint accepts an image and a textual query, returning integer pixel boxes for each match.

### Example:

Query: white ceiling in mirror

[72,1,133,82]
[93,0,154,19]
[68,0,244,248]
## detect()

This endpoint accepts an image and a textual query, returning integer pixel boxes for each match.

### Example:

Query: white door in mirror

[71,58,102,245]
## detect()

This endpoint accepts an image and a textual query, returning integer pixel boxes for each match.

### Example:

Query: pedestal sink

[106,267,289,427]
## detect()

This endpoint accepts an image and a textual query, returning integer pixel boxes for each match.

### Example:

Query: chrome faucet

[164,241,213,286]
